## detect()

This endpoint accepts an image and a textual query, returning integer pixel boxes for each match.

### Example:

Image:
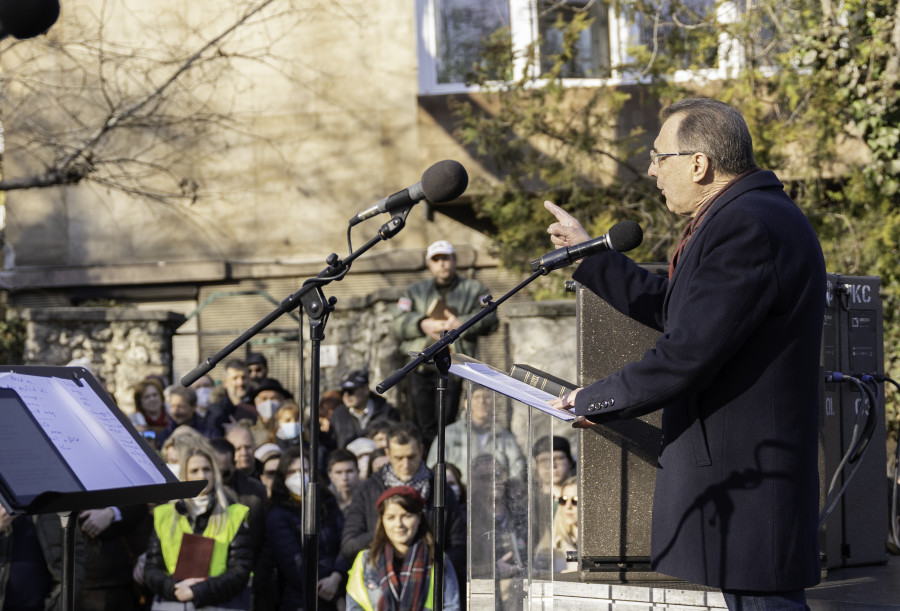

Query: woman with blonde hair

[143,437,253,609]
[535,475,579,574]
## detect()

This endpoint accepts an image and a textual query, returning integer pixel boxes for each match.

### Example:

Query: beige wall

[1,0,497,288]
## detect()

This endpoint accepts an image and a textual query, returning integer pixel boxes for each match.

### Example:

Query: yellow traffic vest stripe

[154,501,249,577]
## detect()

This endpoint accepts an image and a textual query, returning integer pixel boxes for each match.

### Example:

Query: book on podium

[508,363,578,398]
[448,354,575,421]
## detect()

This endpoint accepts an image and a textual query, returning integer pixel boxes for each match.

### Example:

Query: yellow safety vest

[346,550,436,611]
[154,501,249,577]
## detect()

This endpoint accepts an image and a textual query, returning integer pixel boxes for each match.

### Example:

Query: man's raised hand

[544,201,590,248]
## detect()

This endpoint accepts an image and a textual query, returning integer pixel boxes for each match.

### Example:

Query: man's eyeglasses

[649,150,697,165]
[558,495,578,507]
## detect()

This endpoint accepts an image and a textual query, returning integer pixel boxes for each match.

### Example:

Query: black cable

[876,374,900,550]
[818,372,878,530]
[847,375,878,464]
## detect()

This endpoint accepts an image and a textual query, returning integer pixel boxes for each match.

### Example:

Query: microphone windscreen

[607,220,643,253]
[0,0,60,39]
[421,160,468,203]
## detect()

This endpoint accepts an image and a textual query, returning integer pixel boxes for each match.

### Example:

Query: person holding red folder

[143,438,253,610]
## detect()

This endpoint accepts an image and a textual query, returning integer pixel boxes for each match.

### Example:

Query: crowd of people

[1,352,578,611]
[0,239,581,611]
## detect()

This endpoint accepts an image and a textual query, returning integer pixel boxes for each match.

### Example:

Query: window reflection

[435,0,510,83]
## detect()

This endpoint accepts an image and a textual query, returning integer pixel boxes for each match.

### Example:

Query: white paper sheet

[448,362,576,421]
[0,372,166,491]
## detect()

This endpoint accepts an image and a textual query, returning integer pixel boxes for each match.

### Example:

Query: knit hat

[532,434,573,462]
[376,485,425,512]
[254,443,282,464]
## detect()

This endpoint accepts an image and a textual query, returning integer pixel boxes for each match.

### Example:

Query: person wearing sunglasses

[552,476,579,573]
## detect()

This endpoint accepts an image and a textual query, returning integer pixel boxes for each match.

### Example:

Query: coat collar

[663,170,784,318]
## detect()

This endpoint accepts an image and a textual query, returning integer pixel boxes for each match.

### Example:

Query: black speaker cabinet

[575,278,675,581]
[820,274,888,569]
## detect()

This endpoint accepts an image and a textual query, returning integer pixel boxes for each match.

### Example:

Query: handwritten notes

[0,390,79,501]
[0,371,166,494]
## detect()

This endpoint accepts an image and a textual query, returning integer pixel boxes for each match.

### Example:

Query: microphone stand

[377,265,553,611]
[181,212,412,611]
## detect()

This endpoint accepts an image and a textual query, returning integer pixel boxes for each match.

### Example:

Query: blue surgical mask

[257,399,281,420]
[278,421,300,440]
[195,387,212,408]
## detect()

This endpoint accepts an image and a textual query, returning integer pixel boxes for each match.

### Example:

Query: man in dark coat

[548,98,825,609]
[330,369,400,449]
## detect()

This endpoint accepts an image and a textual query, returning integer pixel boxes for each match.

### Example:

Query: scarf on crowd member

[668,166,761,279]
[375,541,431,611]
[383,462,432,501]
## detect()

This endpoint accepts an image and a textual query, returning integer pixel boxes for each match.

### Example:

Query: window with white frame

[538,0,611,78]
[417,0,748,94]
[417,0,620,94]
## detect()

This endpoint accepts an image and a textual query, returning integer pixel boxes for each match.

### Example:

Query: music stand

[0,366,204,611]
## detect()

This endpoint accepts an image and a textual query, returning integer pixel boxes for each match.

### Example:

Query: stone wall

[14,299,579,420]
[19,307,186,414]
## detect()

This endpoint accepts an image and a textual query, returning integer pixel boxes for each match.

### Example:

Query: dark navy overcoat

[573,170,825,591]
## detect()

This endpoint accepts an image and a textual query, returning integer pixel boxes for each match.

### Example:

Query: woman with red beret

[346,486,459,610]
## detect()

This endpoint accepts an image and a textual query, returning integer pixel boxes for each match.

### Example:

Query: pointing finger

[544,200,574,223]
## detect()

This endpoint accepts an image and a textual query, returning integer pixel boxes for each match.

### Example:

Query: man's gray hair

[661,98,756,176]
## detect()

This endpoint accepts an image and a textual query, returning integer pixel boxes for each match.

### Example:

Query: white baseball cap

[426,240,455,260]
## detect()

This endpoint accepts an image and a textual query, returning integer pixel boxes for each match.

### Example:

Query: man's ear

[690,152,713,184]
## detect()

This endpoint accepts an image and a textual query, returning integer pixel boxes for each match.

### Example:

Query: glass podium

[456,382,578,609]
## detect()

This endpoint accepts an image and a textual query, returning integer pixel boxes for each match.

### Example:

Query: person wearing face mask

[190,375,215,420]
[265,447,348,611]
[143,439,253,610]
[246,377,293,447]
[268,400,302,450]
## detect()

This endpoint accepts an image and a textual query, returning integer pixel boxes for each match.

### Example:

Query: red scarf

[668,167,760,279]
[376,541,431,611]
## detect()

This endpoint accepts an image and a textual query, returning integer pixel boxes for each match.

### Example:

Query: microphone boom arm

[376,266,550,394]
[181,213,409,387]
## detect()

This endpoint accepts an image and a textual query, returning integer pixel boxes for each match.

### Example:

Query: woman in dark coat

[265,447,348,610]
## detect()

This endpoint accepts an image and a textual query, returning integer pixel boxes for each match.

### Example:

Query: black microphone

[0,0,60,40]
[348,160,468,226]
[531,220,643,272]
